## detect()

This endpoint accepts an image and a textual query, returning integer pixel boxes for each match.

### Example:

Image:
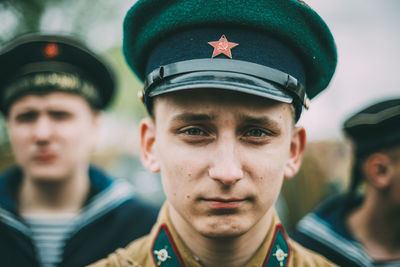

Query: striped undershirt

[22,212,79,267]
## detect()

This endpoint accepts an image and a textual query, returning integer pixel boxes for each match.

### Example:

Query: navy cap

[343,98,400,157]
[123,0,337,120]
[0,33,115,114]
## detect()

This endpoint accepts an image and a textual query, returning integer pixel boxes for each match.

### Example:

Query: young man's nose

[32,117,53,142]
[208,140,244,185]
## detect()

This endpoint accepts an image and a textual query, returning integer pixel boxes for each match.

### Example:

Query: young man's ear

[284,126,306,179]
[140,117,160,173]
[363,153,392,189]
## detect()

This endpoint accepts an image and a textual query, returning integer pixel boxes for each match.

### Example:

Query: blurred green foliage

[0,0,132,43]
[0,0,46,42]
[104,47,147,120]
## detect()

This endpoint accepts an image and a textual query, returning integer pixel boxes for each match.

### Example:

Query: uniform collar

[149,203,291,267]
[0,165,113,214]
[0,165,23,214]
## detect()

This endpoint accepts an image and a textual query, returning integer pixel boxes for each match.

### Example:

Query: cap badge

[208,34,238,59]
[43,43,59,59]
[154,248,171,266]
[273,246,288,267]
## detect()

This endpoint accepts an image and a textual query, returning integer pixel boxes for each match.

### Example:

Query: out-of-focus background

[0,0,399,233]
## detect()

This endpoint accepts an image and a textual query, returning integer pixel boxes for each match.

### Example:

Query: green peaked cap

[123,0,337,100]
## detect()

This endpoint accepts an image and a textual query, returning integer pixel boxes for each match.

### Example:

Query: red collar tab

[263,224,291,267]
[151,224,185,266]
[208,34,238,59]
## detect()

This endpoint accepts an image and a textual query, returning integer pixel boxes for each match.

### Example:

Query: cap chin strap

[143,58,309,109]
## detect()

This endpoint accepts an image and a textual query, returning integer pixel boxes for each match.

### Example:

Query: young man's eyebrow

[171,113,282,128]
[238,114,280,128]
[171,113,216,123]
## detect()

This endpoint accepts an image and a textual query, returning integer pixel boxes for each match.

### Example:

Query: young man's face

[7,92,100,182]
[141,89,306,238]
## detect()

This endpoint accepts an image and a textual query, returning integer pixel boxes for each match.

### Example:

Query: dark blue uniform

[292,194,400,267]
[0,165,158,267]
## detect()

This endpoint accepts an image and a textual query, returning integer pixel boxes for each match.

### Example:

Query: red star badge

[43,43,59,59]
[208,35,238,59]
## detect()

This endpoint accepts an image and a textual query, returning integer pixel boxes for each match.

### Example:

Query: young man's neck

[18,167,90,214]
[347,191,400,261]
[169,205,273,267]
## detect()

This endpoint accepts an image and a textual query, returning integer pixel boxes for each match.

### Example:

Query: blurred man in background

[293,99,400,266]
[0,33,158,267]
[91,0,339,266]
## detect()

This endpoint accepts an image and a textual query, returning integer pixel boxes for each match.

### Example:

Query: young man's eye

[15,112,38,123]
[182,127,207,136]
[244,128,269,137]
[49,111,72,120]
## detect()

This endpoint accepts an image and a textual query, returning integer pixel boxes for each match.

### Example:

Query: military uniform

[91,204,337,267]
[293,193,400,267]
[0,34,159,267]
[91,0,339,265]
[0,165,158,267]
[293,99,400,267]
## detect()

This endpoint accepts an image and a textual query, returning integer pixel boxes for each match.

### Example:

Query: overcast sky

[298,0,400,140]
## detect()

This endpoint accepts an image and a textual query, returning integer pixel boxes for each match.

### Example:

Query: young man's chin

[26,166,70,183]
[194,215,252,239]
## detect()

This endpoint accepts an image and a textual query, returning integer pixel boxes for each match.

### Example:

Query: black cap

[0,33,115,114]
[343,98,400,157]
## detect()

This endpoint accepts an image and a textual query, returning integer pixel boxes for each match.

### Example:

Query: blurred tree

[0,0,133,47]
[104,47,147,120]
[0,0,47,42]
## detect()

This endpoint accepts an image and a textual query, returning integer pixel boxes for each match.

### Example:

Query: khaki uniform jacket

[90,203,338,267]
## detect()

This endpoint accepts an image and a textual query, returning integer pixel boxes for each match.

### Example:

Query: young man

[0,33,158,267]
[293,99,400,266]
[91,0,338,266]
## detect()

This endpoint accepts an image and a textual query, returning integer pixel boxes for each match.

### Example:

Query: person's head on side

[123,0,336,244]
[344,99,400,209]
[0,33,115,183]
